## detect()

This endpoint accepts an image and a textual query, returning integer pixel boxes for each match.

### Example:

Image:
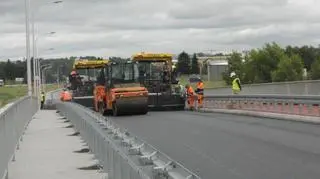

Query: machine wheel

[140,107,148,115]
[176,106,185,111]
[105,110,113,115]
[98,102,106,116]
[112,103,120,116]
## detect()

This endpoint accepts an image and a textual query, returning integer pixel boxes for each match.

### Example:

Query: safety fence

[193,95,320,117]
[44,89,62,109]
[56,102,201,179]
[0,96,38,179]
[206,80,320,95]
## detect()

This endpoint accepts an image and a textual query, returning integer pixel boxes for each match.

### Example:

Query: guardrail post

[298,104,303,115]
[259,100,263,111]
[289,101,294,114]
[286,84,291,95]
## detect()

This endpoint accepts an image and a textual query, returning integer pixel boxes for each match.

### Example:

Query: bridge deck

[114,111,320,179]
[7,110,107,179]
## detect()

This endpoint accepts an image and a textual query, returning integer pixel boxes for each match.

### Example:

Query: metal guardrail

[56,102,201,179]
[44,89,62,109]
[206,80,320,95]
[0,96,38,179]
[191,95,320,117]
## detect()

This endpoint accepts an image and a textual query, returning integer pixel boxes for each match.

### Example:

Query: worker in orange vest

[185,84,195,110]
[60,89,65,101]
[60,89,72,102]
[195,78,204,108]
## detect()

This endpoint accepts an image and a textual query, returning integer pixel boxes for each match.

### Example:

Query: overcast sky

[1,0,320,60]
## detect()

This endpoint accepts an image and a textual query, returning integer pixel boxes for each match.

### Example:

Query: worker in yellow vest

[230,72,241,94]
[40,92,45,109]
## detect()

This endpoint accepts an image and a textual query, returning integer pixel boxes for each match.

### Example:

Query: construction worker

[60,89,64,101]
[40,92,45,109]
[171,64,179,84]
[185,84,195,110]
[69,69,79,90]
[195,78,204,108]
[63,90,72,101]
[60,89,72,102]
[230,72,242,94]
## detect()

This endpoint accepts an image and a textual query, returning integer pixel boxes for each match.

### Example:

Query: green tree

[310,57,320,80]
[285,45,320,71]
[271,54,304,82]
[222,52,243,85]
[242,42,285,83]
[177,51,191,74]
[190,53,199,74]
[4,60,16,80]
[297,46,317,71]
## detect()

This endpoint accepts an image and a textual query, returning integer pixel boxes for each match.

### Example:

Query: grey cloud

[1,0,320,60]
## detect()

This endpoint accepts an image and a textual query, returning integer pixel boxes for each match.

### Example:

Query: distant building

[207,59,228,81]
[198,55,229,81]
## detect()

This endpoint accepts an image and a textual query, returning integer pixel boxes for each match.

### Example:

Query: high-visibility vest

[196,82,204,95]
[186,87,194,97]
[63,91,72,101]
[41,94,45,102]
[232,78,241,91]
[60,92,64,101]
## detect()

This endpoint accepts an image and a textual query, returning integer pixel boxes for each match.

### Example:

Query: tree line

[222,43,320,84]
[176,52,199,75]
[174,43,320,85]
[2,43,320,84]
[0,56,129,84]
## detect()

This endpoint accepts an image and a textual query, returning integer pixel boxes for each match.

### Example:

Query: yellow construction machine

[93,60,149,116]
[132,52,185,110]
[70,59,109,108]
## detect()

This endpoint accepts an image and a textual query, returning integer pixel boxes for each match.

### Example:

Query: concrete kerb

[197,108,320,125]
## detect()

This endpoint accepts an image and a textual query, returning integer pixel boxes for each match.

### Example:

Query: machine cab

[95,60,148,115]
[103,60,142,89]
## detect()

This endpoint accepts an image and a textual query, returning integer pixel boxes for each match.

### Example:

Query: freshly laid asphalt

[112,111,320,179]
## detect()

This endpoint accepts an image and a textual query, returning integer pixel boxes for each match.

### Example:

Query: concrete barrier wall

[206,80,320,95]
[0,97,38,179]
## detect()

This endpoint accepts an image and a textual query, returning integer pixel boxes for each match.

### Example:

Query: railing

[189,95,320,117]
[206,80,320,95]
[0,96,38,179]
[56,102,201,179]
[44,89,62,109]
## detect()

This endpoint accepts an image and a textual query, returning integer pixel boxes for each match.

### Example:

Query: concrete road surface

[112,111,320,179]
[8,110,107,179]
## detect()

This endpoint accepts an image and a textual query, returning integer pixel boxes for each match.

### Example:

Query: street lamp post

[31,0,36,97]
[39,64,51,92]
[34,32,56,97]
[42,66,51,92]
[25,0,32,96]
[31,0,63,97]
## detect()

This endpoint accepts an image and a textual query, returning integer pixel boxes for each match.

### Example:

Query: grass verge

[0,84,60,107]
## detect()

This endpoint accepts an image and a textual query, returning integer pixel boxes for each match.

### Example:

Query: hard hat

[230,72,236,77]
